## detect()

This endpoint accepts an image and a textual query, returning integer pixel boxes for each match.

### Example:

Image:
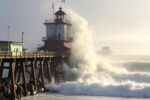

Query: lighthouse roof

[55,7,66,15]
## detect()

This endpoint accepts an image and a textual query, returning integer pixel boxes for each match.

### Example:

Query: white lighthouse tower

[38,7,71,52]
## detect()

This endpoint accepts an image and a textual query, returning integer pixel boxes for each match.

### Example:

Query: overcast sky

[0,0,150,55]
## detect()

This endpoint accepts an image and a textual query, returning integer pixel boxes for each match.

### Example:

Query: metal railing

[0,51,56,59]
[45,19,54,23]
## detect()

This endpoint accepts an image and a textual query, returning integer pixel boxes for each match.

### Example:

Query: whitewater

[25,9,150,99]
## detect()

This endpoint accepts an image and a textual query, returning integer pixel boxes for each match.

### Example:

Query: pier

[0,51,67,99]
[0,6,71,100]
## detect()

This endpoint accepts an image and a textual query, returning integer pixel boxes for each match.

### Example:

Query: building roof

[55,7,66,15]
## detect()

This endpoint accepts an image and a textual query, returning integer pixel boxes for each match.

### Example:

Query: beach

[23,93,150,100]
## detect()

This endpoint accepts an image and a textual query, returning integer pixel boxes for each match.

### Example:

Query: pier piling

[0,51,67,99]
[21,60,28,96]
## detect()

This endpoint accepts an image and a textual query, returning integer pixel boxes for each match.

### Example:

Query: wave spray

[47,9,150,98]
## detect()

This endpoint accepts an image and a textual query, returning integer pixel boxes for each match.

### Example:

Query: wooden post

[14,61,18,80]
[36,61,41,79]
[17,62,22,82]
[0,60,2,79]
[40,60,45,88]
[10,62,16,99]
[47,59,51,83]
[55,57,64,83]
[50,58,55,83]
[61,57,65,82]
[31,60,37,91]
[0,61,4,79]
[8,62,11,80]
[0,60,1,68]
[21,60,28,96]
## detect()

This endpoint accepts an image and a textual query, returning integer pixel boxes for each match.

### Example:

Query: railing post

[33,52,34,58]
[36,52,37,58]
[16,51,17,58]
[4,52,6,59]
[23,51,25,58]
[11,52,12,58]
[20,52,21,58]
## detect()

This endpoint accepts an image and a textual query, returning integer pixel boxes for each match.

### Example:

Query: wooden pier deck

[0,51,66,100]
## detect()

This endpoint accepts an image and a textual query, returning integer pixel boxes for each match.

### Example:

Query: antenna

[52,3,55,21]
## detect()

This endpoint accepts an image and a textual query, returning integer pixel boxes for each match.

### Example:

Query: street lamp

[22,32,24,51]
[7,26,10,52]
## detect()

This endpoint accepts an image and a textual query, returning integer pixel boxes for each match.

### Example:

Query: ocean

[22,55,150,100]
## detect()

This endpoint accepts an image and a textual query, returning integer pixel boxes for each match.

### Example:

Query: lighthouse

[38,7,71,53]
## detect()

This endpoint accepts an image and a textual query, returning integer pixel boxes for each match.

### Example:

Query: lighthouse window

[58,15,61,19]
[58,33,61,40]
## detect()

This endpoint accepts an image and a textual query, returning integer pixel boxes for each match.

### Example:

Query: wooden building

[0,41,23,55]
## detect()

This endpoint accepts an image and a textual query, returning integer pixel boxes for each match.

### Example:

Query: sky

[0,0,150,55]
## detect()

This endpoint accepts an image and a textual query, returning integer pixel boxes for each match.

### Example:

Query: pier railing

[0,51,57,59]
